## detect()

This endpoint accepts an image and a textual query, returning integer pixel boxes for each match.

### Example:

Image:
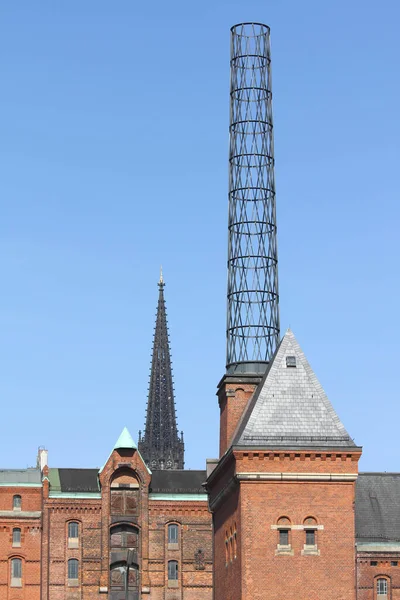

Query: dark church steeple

[138,271,184,470]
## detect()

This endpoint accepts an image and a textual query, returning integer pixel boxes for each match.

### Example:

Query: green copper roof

[113,427,137,450]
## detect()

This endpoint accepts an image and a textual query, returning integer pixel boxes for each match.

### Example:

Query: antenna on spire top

[159,265,164,287]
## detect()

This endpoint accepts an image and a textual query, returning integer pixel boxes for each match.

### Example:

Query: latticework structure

[138,274,184,470]
[226,22,280,374]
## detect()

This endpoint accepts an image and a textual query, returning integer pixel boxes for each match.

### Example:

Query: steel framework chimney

[226,22,280,375]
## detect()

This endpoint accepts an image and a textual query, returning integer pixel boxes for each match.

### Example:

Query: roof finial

[159,265,164,286]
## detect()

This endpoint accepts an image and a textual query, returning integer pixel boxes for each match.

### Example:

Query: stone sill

[301,545,320,556]
[275,545,294,556]
[168,580,179,588]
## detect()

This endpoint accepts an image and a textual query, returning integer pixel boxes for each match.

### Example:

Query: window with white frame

[11,558,22,586]
[377,578,388,595]
[13,495,21,510]
[12,528,21,547]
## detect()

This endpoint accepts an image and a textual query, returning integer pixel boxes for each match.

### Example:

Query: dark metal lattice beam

[226,23,280,375]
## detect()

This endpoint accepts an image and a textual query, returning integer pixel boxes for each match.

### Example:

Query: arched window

[67,559,79,585]
[277,516,291,548]
[110,469,139,516]
[304,516,318,547]
[377,578,388,597]
[110,524,139,549]
[11,558,22,587]
[168,560,178,586]
[12,528,21,547]
[13,495,21,510]
[68,522,79,548]
[168,523,178,545]
[110,561,138,592]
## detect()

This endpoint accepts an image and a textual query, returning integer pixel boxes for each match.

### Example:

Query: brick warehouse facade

[1,332,400,599]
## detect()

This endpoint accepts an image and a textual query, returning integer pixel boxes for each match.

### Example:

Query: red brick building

[1,22,398,600]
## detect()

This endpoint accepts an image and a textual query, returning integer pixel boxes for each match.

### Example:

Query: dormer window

[286,356,296,368]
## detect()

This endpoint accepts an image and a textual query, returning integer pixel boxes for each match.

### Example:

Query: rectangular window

[12,528,21,547]
[377,578,388,595]
[68,559,79,586]
[168,561,178,580]
[306,530,315,545]
[279,529,289,545]
[168,524,178,544]
[68,522,79,548]
[370,561,378,566]
[391,561,398,566]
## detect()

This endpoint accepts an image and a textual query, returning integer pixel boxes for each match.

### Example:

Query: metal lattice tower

[226,22,280,375]
[138,272,184,470]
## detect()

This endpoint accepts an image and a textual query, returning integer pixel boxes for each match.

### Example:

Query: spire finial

[159,265,164,286]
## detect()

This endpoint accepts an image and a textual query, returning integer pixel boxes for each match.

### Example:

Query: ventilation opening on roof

[286,356,296,368]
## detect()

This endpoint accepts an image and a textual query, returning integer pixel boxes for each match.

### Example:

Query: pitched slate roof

[56,469,99,493]
[355,473,400,543]
[233,329,356,449]
[150,470,206,493]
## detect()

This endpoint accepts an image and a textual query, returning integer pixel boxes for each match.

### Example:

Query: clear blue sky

[1,1,399,472]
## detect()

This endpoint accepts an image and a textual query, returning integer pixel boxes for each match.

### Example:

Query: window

[286,355,296,367]
[377,578,388,595]
[110,524,139,549]
[370,561,378,566]
[110,489,139,516]
[279,529,289,545]
[11,558,22,586]
[68,522,79,548]
[13,495,21,510]
[68,522,78,539]
[168,523,178,545]
[68,559,79,585]
[391,561,398,566]
[110,562,138,591]
[168,560,178,581]
[12,528,21,547]
[305,529,315,546]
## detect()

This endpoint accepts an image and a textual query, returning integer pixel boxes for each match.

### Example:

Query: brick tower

[138,271,184,470]
[206,23,362,600]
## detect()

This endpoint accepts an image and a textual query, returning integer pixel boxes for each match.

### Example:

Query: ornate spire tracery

[138,276,184,470]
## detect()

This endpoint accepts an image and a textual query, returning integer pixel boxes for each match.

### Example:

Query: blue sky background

[1,1,399,471]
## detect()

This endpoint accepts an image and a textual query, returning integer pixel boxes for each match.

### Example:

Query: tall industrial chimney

[226,23,280,375]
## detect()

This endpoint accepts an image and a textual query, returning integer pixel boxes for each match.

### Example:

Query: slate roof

[233,329,356,448]
[0,469,41,485]
[57,469,99,493]
[355,473,400,543]
[150,470,207,493]
[47,467,206,494]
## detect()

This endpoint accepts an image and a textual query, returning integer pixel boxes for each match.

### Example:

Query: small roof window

[286,356,296,368]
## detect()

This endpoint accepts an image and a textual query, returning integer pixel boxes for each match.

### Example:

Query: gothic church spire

[138,275,184,470]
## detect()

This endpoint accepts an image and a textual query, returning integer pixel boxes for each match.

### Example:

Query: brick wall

[0,486,42,600]
[218,376,260,457]
[208,449,361,600]
[148,500,213,600]
[357,552,400,600]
